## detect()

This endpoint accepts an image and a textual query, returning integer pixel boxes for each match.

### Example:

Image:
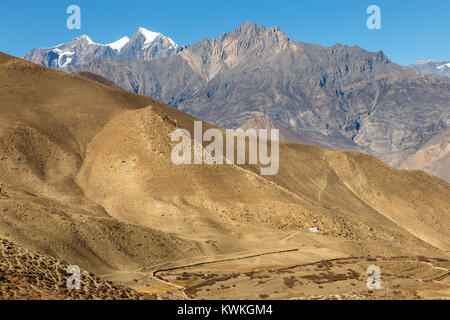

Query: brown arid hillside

[74,71,122,89]
[0,237,154,300]
[1,52,449,300]
[0,52,202,275]
[400,128,450,182]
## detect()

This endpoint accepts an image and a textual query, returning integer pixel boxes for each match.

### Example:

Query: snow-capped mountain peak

[75,35,95,45]
[117,27,180,61]
[23,27,180,69]
[137,27,162,46]
[107,36,130,53]
[134,27,179,49]
[409,59,450,78]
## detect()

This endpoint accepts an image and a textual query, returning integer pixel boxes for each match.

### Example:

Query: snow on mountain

[409,59,450,77]
[78,35,95,45]
[107,36,130,53]
[136,27,178,49]
[52,48,75,68]
[116,27,180,62]
[23,28,179,69]
[437,63,450,70]
[137,27,161,47]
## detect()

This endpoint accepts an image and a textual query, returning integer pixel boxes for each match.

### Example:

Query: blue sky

[1,0,448,65]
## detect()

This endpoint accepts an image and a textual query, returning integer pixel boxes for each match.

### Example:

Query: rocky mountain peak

[134,27,162,45]
[224,21,290,49]
[181,22,291,80]
[118,27,179,62]
[23,27,179,68]
[72,35,95,45]
[410,59,450,77]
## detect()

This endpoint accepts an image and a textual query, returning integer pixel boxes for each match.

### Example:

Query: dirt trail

[152,248,299,278]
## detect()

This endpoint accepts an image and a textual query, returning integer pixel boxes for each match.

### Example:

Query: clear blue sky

[1,0,448,65]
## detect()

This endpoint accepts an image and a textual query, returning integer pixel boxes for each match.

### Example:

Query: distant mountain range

[22,27,180,69]
[409,60,450,78]
[22,22,450,181]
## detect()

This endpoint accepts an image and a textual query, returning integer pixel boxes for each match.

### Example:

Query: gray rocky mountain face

[23,35,117,69]
[60,22,449,180]
[23,28,179,69]
[409,60,450,78]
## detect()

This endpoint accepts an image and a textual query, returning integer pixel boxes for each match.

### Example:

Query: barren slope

[400,128,450,182]
[0,237,154,300]
[0,52,449,299]
[77,99,450,252]
[0,52,202,274]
